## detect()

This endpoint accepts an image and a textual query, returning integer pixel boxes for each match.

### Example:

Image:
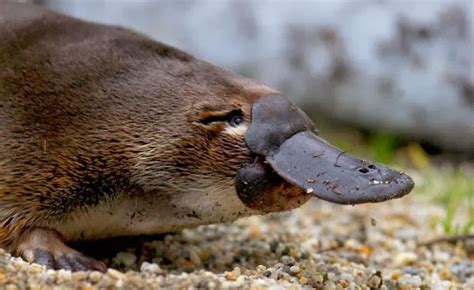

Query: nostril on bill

[358,164,378,174]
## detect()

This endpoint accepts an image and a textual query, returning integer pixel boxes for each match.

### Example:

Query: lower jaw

[266,192,312,213]
[236,156,313,212]
[246,185,312,213]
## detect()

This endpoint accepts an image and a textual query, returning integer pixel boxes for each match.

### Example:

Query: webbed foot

[14,228,107,272]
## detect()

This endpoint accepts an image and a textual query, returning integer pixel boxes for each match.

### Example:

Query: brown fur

[1,1,299,252]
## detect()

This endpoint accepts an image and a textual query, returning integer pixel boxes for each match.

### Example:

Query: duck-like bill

[237,95,414,205]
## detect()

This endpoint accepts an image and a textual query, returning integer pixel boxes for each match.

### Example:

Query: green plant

[414,167,473,235]
[367,132,401,164]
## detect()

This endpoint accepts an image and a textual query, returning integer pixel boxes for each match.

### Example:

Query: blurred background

[28,0,472,235]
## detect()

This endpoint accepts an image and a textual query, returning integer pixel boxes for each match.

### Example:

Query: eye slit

[229,112,243,127]
[199,109,244,127]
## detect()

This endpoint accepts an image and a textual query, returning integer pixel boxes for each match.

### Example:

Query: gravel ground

[0,196,472,289]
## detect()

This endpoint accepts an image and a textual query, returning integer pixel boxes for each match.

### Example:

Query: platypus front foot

[13,228,107,272]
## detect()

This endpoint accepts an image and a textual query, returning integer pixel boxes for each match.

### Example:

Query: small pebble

[233,267,241,276]
[88,271,103,283]
[299,276,308,284]
[5,284,19,290]
[398,274,422,288]
[235,275,245,286]
[434,251,450,262]
[107,268,124,280]
[367,275,382,288]
[57,269,72,281]
[28,264,44,273]
[394,252,418,266]
[189,247,202,266]
[370,217,377,226]
[289,266,300,274]
[340,272,354,282]
[113,252,137,267]
[256,265,266,273]
[224,271,237,281]
[140,262,161,273]
[72,271,87,281]
[404,267,418,275]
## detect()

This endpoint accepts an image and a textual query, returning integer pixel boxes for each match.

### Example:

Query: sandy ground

[0,196,472,289]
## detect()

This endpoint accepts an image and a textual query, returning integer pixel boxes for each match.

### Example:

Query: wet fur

[0,2,278,247]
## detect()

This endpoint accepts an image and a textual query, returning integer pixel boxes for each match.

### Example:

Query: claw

[56,255,74,271]
[75,255,107,272]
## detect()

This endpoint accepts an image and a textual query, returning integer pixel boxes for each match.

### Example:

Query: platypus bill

[0,2,414,272]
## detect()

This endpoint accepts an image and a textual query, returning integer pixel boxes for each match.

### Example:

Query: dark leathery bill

[236,95,414,205]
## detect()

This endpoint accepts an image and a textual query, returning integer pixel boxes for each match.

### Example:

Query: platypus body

[0,2,414,271]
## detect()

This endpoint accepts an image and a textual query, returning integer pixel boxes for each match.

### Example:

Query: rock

[398,274,423,288]
[72,271,88,281]
[367,274,382,288]
[188,247,202,266]
[57,269,72,282]
[393,252,418,266]
[140,262,161,274]
[113,252,137,267]
[256,265,266,274]
[224,271,237,281]
[289,266,300,274]
[88,271,103,283]
[28,264,44,274]
[5,284,19,290]
[107,268,124,279]
[340,272,354,282]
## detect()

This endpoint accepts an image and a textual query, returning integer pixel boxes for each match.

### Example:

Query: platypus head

[235,95,415,209]
[127,48,414,220]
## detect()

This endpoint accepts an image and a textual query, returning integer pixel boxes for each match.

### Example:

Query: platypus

[0,2,414,272]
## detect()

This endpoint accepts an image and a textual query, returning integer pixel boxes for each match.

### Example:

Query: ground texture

[0,192,472,289]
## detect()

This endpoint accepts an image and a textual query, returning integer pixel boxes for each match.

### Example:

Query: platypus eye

[229,112,243,127]
[199,109,244,127]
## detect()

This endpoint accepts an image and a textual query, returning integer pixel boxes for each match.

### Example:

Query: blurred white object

[39,0,474,151]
